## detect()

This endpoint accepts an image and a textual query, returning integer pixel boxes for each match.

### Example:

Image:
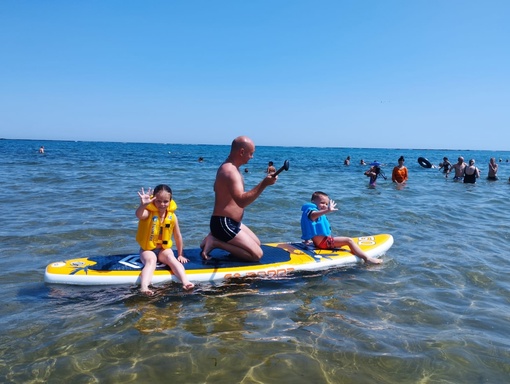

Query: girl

[392,156,408,184]
[136,184,194,294]
[365,161,386,187]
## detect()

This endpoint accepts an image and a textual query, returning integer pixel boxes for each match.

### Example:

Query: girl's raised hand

[137,187,155,205]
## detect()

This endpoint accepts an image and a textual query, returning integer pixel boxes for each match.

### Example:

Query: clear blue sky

[1,1,509,150]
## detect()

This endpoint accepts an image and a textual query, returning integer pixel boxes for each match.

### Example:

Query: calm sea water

[1,139,510,383]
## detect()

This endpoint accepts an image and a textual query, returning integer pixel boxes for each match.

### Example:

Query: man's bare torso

[213,161,244,222]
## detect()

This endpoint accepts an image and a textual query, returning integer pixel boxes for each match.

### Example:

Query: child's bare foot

[183,281,195,290]
[140,287,155,296]
[367,257,383,265]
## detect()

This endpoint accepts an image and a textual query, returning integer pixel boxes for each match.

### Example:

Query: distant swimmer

[463,159,480,184]
[487,157,498,180]
[266,161,276,174]
[365,161,386,187]
[39,146,45,154]
[391,156,408,184]
[447,157,466,181]
[438,157,452,177]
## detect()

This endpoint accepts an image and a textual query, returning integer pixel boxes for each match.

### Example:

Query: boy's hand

[328,200,338,212]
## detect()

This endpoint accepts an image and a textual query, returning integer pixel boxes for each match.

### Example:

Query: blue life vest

[300,202,332,240]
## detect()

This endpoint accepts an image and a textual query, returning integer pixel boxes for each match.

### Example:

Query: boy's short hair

[311,191,328,201]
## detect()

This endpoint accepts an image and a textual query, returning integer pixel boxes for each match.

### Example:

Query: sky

[1,0,509,150]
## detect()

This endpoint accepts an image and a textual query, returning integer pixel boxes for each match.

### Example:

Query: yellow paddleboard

[44,234,393,285]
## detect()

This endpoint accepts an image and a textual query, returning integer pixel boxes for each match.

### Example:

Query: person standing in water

[487,157,498,180]
[365,161,385,186]
[448,157,467,181]
[266,161,276,174]
[439,157,452,177]
[391,156,408,185]
[463,159,480,184]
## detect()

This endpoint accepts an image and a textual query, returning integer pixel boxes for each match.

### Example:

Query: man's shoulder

[218,161,238,173]
[216,162,241,184]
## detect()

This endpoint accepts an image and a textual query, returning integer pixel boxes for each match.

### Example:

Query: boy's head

[311,191,330,210]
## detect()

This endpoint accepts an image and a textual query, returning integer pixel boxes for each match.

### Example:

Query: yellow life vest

[136,200,178,250]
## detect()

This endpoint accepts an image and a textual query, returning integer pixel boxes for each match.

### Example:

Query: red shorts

[315,236,335,250]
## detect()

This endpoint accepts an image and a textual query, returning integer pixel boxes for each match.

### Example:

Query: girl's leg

[159,249,195,290]
[139,250,158,294]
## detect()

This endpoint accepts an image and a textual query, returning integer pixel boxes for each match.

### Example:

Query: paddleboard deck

[44,234,393,285]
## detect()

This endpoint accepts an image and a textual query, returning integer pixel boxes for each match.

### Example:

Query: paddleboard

[44,234,393,286]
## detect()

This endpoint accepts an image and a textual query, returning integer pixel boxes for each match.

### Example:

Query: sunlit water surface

[1,139,509,383]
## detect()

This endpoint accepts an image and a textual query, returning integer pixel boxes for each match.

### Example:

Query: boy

[300,191,382,264]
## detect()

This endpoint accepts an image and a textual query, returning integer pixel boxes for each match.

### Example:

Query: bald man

[200,136,278,261]
[448,157,467,180]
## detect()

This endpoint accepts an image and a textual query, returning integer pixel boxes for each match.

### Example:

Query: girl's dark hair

[398,156,405,162]
[154,184,172,196]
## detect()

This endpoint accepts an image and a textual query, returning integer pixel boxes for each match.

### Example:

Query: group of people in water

[436,156,504,182]
[345,155,508,185]
[135,136,382,294]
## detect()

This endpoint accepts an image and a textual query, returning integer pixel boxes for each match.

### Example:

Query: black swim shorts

[210,215,241,242]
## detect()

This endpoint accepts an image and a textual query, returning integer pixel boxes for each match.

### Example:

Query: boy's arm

[308,201,338,221]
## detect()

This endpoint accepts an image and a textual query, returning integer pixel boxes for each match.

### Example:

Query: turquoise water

[1,139,510,383]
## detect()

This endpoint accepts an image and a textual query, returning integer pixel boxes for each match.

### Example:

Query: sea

[1,139,509,384]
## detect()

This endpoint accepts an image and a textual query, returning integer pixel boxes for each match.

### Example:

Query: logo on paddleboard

[70,261,86,267]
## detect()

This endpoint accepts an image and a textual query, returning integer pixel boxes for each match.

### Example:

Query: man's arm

[230,172,276,208]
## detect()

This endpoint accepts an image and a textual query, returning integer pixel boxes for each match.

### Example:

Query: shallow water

[1,139,510,383]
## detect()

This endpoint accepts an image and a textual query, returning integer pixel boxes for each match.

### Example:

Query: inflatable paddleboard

[44,234,393,286]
